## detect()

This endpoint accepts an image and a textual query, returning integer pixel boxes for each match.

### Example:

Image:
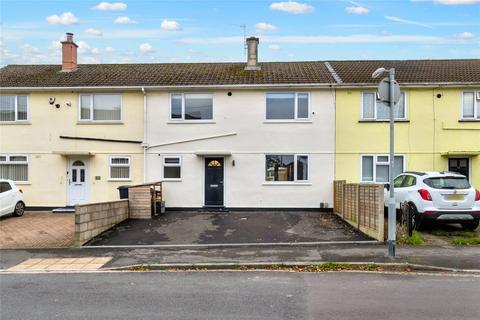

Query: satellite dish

[377,77,401,105]
[48,97,56,105]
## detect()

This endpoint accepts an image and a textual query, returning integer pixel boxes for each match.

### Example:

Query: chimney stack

[61,32,78,71]
[244,37,260,71]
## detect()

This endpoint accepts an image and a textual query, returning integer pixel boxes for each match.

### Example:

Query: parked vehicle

[384,171,480,231]
[0,179,25,217]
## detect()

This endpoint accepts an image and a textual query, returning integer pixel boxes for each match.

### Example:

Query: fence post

[377,184,385,241]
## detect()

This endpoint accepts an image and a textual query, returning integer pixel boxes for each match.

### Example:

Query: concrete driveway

[0,212,74,249]
[86,211,371,246]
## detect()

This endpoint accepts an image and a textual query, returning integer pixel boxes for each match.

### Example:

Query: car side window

[394,175,405,188]
[0,182,12,193]
[402,175,416,187]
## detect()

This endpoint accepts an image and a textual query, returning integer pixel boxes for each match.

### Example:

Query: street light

[372,67,400,258]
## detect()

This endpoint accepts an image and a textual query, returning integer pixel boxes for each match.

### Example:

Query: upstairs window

[361,155,404,183]
[462,91,480,120]
[265,154,309,182]
[109,156,130,180]
[80,94,122,121]
[362,92,406,120]
[0,155,28,182]
[170,93,213,121]
[266,93,310,120]
[0,95,28,122]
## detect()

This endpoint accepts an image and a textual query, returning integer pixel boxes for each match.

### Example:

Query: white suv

[385,172,480,231]
[0,179,26,218]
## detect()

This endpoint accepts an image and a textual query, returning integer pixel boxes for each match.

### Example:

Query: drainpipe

[141,87,148,183]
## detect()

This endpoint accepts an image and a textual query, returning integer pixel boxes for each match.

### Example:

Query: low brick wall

[74,200,129,246]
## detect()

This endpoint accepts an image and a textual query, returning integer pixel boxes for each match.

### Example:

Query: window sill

[77,121,124,125]
[107,179,131,182]
[163,178,182,182]
[359,119,409,123]
[262,182,312,186]
[14,182,31,185]
[167,120,215,124]
[459,119,480,122]
[0,121,31,125]
[263,120,312,124]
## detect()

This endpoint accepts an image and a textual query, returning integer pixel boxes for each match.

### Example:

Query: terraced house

[1,33,479,209]
[333,60,480,188]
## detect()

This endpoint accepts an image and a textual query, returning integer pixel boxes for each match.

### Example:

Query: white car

[0,179,26,217]
[385,171,480,231]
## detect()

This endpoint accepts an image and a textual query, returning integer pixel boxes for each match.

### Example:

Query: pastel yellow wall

[335,87,480,188]
[0,91,145,207]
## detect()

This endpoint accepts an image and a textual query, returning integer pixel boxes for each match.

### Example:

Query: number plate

[445,194,464,201]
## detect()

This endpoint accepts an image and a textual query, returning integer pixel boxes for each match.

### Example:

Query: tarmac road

[1,271,479,320]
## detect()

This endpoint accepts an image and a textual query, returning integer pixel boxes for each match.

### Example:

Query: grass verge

[398,230,424,245]
[451,237,480,246]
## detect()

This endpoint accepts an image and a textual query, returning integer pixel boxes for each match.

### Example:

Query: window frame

[265,92,311,122]
[264,153,310,184]
[360,154,406,183]
[162,155,182,181]
[0,94,29,123]
[78,93,123,122]
[0,154,29,183]
[361,91,407,121]
[109,155,131,181]
[461,91,480,120]
[169,93,214,122]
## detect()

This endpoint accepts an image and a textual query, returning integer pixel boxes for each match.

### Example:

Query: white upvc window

[163,156,182,180]
[0,95,28,122]
[109,156,131,180]
[361,92,406,120]
[79,94,122,121]
[461,91,480,120]
[265,154,309,182]
[170,93,213,121]
[0,154,29,182]
[266,92,310,121]
[361,154,405,183]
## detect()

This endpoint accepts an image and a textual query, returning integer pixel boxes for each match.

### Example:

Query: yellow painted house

[331,60,480,189]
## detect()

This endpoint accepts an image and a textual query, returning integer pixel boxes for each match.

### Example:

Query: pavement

[85,211,370,246]
[0,211,74,249]
[1,242,479,272]
[1,272,479,320]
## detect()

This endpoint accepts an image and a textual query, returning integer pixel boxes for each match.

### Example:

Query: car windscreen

[423,177,471,189]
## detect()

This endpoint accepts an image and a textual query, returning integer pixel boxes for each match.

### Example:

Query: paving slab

[86,211,371,246]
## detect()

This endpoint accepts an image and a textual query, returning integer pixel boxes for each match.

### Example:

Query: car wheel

[13,202,25,217]
[461,221,479,232]
[409,205,422,230]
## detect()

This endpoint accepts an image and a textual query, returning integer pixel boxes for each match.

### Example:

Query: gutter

[1,82,479,91]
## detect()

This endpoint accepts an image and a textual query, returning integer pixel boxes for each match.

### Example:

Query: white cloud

[385,16,432,28]
[268,44,282,50]
[345,6,370,14]
[160,19,182,31]
[46,12,79,25]
[139,43,154,53]
[105,46,115,53]
[270,1,314,14]
[92,2,127,10]
[114,16,135,24]
[49,40,63,50]
[85,28,103,36]
[255,22,277,32]
[77,41,100,55]
[453,31,476,39]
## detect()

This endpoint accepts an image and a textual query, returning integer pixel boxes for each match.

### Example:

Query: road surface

[1,271,479,319]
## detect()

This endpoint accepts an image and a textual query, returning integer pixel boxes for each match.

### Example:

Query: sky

[0,0,479,65]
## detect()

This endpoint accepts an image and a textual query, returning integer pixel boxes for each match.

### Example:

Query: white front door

[68,159,89,205]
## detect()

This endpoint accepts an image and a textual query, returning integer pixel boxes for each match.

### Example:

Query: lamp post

[372,67,400,258]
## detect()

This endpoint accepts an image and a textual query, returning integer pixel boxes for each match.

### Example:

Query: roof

[0,62,335,88]
[1,59,479,88]
[328,59,480,85]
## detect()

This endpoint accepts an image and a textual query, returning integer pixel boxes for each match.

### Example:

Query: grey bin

[117,186,130,199]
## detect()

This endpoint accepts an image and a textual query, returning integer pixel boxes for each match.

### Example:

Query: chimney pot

[245,36,260,71]
[61,32,78,71]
